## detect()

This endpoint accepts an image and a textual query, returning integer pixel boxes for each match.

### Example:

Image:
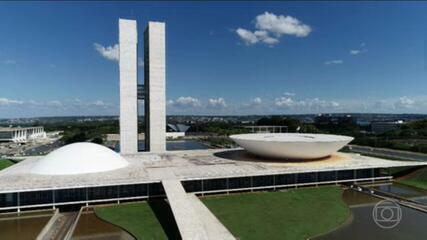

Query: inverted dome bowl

[229,133,353,160]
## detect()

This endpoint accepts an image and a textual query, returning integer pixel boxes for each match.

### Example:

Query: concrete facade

[0,127,45,142]
[144,22,166,152]
[119,19,138,155]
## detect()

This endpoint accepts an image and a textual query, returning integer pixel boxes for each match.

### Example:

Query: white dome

[31,142,129,175]
[230,133,353,159]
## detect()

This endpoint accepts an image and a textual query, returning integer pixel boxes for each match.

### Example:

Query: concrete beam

[119,19,138,155]
[162,180,209,240]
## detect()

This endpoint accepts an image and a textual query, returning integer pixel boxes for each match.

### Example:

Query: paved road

[347,145,427,162]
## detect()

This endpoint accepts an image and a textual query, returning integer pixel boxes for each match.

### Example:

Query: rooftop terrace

[0,148,426,193]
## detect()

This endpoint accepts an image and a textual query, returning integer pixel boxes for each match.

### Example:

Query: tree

[91,137,104,144]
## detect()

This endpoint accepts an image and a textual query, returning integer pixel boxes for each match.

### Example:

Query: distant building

[244,126,288,133]
[0,126,46,142]
[167,124,190,133]
[315,114,356,125]
[371,121,403,134]
[166,124,190,139]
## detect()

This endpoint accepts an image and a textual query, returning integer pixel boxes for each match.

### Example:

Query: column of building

[119,19,139,154]
[144,22,166,152]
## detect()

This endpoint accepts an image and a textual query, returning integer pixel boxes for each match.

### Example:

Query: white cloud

[254,30,280,45]
[92,100,107,106]
[208,98,227,108]
[240,97,264,112]
[262,37,280,45]
[395,96,414,108]
[3,95,427,118]
[3,59,16,65]
[255,12,312,37]
[275,97,295,107]
[28,100,41,105]
[324,59,343,65]
[94,43,119,61]
[0,98,117,118]
[236,28,259,45]
[350,43,368,55]
[138,57,144,67]
[275,97,340,111]
[350,49,368,55]
[236,12,310,46]
[46,100,62,107]
[94,43,144,67]
[0,98,23,105]
[284,92,296,96]
[252,97,262,104]
[168,96,201,108]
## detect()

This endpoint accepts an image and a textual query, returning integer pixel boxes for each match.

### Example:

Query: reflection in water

[374,182,427,199]
[416,197,427,205]
[0,210,53,240]
[163,140,209,151]
[71,208,134,240]
[315,187,427,240]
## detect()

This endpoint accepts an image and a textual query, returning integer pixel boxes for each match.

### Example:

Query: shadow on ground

[213,149,329,163]
[148,200,182,240]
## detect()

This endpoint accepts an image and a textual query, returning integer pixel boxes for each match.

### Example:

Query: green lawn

[95,200,180,240]
[0,159,14,170]
[202,186,350,240]
[398,167,427,190]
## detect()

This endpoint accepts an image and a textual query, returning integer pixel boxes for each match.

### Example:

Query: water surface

[0,210,53,240]
[71,208,134,240]
[315,186,427,240]
[115,140,209,152]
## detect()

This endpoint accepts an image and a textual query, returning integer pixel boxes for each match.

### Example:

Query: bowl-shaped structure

[229,133,353,160]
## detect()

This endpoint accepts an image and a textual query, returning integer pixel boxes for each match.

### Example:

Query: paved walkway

[162,179,209,240]
[162,180,235,240]
[188,194,235,240]
[41,211,78,240]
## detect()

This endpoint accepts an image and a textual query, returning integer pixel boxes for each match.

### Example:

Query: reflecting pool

[315,185,427,240]
[115,140,209,152]
[71,208,134,240]
[0,210,53,240]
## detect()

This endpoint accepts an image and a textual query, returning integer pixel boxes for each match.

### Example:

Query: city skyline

[1,2,427,118]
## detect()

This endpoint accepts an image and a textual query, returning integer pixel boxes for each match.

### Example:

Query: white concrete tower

[119,19,138,154]
[144,22,166,152]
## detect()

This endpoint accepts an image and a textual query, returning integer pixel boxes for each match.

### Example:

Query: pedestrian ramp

[188,194,235,240]
[161,179,235,240]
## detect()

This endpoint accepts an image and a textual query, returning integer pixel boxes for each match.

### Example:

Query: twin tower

[119,19,166,154]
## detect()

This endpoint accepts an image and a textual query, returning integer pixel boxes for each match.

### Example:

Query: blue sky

[1,1,427,118]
